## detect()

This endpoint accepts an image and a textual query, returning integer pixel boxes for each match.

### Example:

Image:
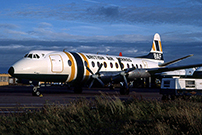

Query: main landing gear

[74,85,83,94]
[120,82,130,95]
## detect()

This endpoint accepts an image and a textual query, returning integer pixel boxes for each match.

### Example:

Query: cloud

[39,22,53,28]
[3,1,202,26]
[0,24,18,29]
[1,1,202,43]
[88,6,119,18]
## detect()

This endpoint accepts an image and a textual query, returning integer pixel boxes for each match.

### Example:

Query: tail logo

[153,53,162,60]
[152,40,162,52]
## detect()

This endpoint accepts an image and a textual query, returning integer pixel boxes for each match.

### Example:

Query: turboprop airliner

[8,33,202,96]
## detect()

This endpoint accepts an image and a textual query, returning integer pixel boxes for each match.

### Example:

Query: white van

[160,77,202,99]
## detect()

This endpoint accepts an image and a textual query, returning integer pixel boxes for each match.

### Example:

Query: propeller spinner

[85,63,105,88]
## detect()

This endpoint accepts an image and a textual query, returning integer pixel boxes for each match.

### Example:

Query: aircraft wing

[148,63,202,75]
[158,54,193,67]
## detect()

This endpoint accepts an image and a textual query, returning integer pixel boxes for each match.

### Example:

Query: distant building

[0,74,10,86]
[0,74,17,86]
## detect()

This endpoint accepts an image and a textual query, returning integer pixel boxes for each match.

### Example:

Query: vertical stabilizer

[150,33,163,53]
[136,33,164,61]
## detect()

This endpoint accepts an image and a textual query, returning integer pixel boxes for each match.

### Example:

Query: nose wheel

[32,86,41,96]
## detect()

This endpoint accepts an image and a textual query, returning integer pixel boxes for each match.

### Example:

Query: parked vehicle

[160,77,202,100]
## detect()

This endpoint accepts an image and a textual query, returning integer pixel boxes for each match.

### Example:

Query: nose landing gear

[32,86,42,97]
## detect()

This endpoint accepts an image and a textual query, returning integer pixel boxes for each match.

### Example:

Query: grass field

[0,95,202,135]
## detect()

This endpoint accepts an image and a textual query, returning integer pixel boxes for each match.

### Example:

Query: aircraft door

[142,61,148,68]
[49,55,64,73]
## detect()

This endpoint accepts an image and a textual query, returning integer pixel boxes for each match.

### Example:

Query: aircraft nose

[8,67,15,76]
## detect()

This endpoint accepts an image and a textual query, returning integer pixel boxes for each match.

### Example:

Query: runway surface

[0,85,162,114]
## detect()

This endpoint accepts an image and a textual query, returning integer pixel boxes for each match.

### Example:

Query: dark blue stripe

[136,53,164,60]
[70,52,84,83]
[155,40,160,51]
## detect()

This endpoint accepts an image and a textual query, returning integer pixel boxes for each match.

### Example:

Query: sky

[1,0,202,73]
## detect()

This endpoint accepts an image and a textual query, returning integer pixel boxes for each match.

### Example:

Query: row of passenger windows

[67,60,143,69]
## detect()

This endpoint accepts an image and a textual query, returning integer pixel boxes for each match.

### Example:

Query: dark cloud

[3,1,202,26]
[0,24,18,29]
[87,6,119,18]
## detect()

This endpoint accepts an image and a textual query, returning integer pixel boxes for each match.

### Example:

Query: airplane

[8,33,202,96]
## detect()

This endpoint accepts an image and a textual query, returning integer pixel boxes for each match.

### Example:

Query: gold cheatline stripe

[64,52,76,82]
[79,53,90,81]
[152,42,156,51]
[159,41,162,52]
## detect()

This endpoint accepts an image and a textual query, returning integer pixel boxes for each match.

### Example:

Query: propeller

[117,58,129,89]
[85,63,105,88]
[115,58,135,89]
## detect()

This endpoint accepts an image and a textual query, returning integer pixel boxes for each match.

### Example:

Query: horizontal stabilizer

[158,54,193,67]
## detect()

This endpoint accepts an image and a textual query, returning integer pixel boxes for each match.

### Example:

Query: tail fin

[136,33,164,61]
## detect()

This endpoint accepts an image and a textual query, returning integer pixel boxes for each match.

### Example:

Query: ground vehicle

[160,77,202,100]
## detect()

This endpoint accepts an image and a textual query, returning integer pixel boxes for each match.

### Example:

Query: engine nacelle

[193,67,202,78]
[127,69,151,79]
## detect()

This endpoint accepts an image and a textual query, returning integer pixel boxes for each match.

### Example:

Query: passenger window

[110,62,113,68]
[136,64,138,69]
[97,62,100,67]
[115,62,119,69]
[140,64,142,69]
[127,64,130,68]
[92,61,95,67]
[132,64,135,69]
[104,62,107,68]
[68,60,72,66]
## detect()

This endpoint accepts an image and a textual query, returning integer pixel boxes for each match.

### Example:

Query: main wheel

[120,86,130,95]
[74,85,83,94]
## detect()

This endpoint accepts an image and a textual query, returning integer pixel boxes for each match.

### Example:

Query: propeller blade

[96,78,105,87]
[88,79,95,89]
[86,63,104,88]
[86,66,94,75]
[117,58,123,70]
[123,75,128,89]
[97,63,103,73]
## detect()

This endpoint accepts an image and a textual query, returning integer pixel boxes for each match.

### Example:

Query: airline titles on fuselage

[85,54,132,62]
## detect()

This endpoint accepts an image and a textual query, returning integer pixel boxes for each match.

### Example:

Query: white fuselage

[9,50,164,83]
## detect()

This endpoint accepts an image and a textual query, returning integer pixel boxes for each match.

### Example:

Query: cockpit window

[36,54,40,58]
[24,54,28,58]
[24,53,40,59]
[33,54,40,58]
[27,54,32,58]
